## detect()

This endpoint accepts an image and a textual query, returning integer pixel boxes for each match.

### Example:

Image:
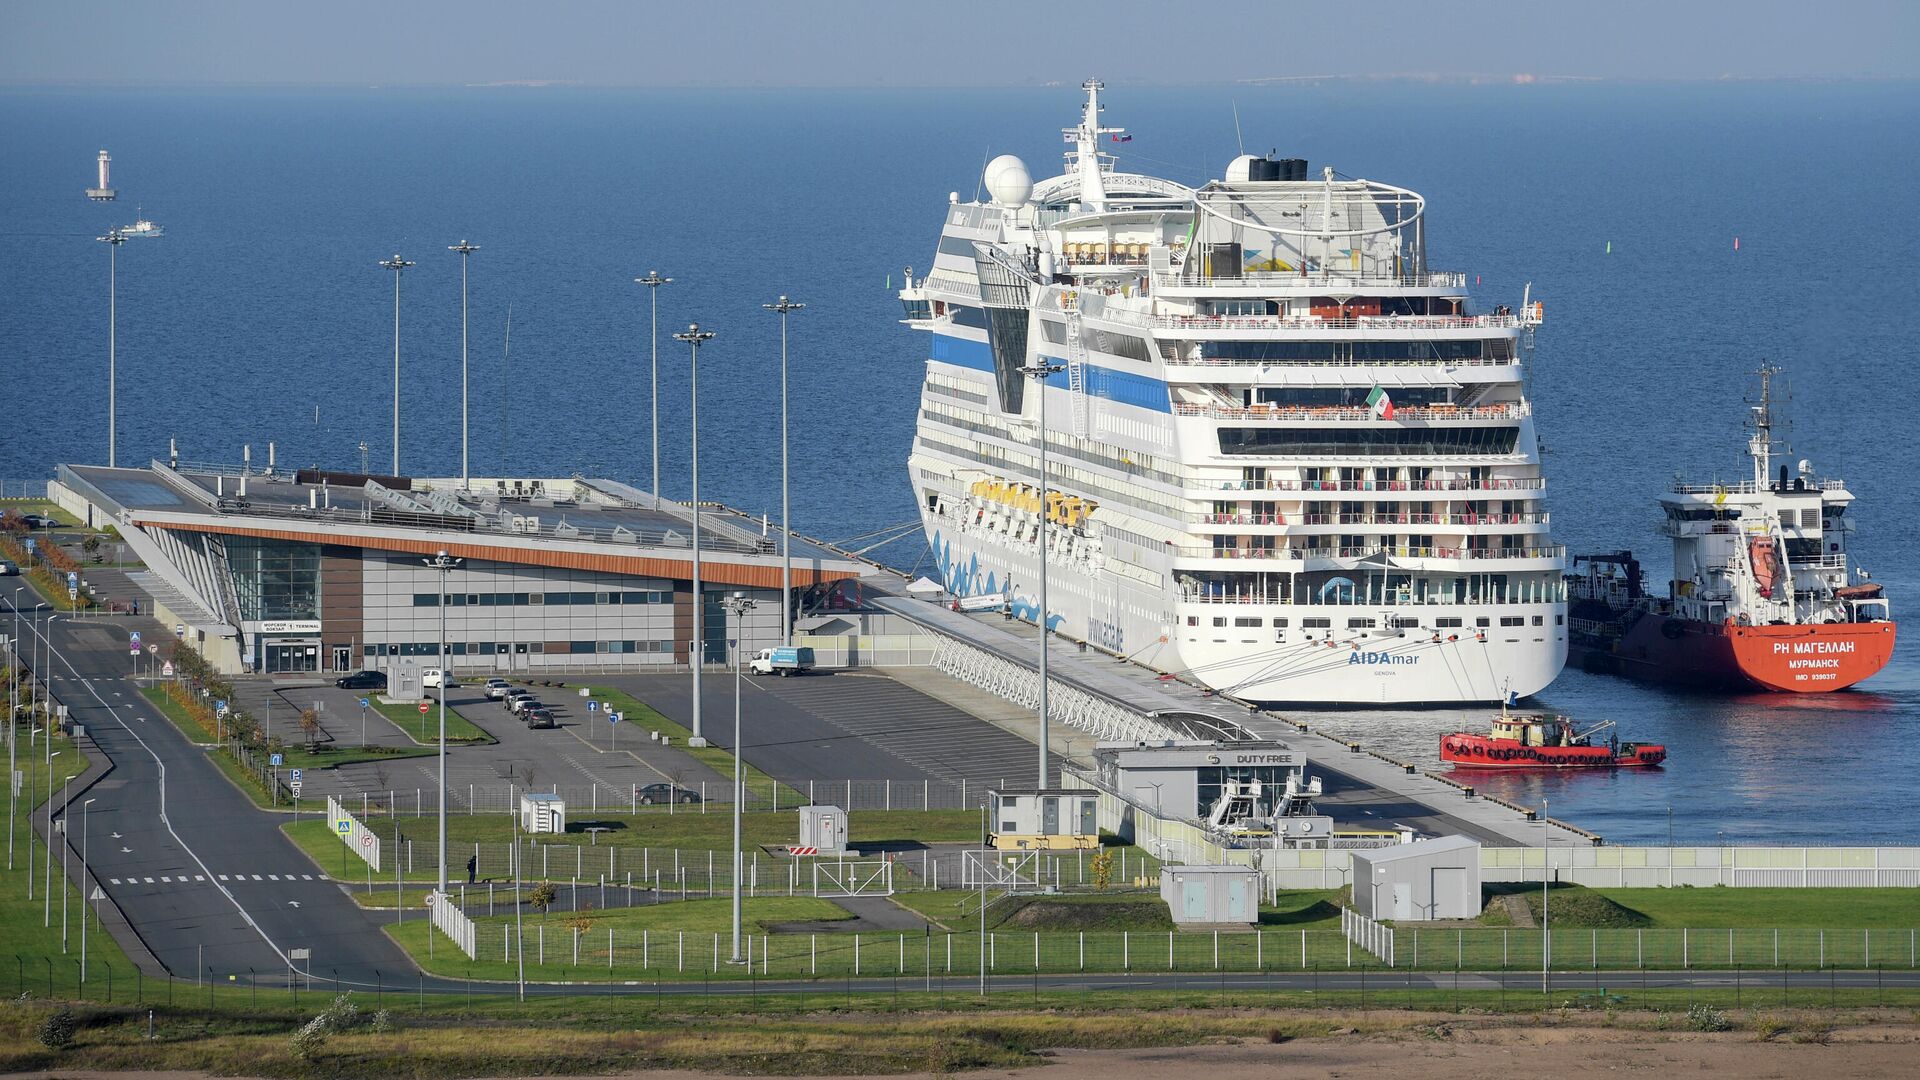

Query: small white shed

[519,792,567,835]
[1350,835,1482,921]
[1160,864,1262,926]
[798,805,848,855]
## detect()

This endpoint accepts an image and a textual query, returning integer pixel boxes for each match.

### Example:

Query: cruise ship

[900,80,1566,704]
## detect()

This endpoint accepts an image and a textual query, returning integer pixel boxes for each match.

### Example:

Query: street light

[449,241,480,488]
[423,549,462,894]
[378,255,415,474]
[41,615,58,919]
[8,586,23,870]
[96,230,127,468]
[634,272,672,501]
[1541,795,1550,993]
[671,323,715,747]
[1018,361,1065,788]
[762,296,804,644]
[723,591,757,964]
[80,798,95,979]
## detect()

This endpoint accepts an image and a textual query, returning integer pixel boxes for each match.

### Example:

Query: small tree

[299,708,321,752]
[1089,849,1115,890]
[81,534,103,563]
[529,880,557,920]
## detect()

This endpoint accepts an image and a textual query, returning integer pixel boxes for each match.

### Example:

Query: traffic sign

[360,834,372,847]
[587,700,599,713]
[417,701,430,714]
[90,886,105,901]
[270,753,283,766]
[610,711,621,724]
[161,661,175,677]
[289,781,303,796]
[173,623,185,638]
[66,571,76,587]
[130,631,141,649]
[336,820,350,834]
[23,538,35,554]
[290,768,303,781]
[358,697,370,708]
[215,699,230,717]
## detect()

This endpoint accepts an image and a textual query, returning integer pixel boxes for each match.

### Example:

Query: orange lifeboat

[1750,535,1780,598]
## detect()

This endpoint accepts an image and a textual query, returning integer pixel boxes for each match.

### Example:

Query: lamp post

[41,616,58,918]
[60,773,70,950]
[8,586,22,870]
[378,255,415,474]
[672,323,715,746]
[762,296,804,644]
[423,550,462,894]
[96,230,127,467]
[1018,361,1065,788]
[635,272,672,501]
[449,241,480,488]
[1541,795,1550,994]
[723,592,756,964]
[80,798,95,979]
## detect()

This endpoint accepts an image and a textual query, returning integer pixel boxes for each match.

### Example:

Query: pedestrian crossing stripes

[106,872,329,886]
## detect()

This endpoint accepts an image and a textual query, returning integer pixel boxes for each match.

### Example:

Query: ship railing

[1176,588,1564,607]
[1203,477,1547,493]
[1795,554,1849,570]
[1670,478,1848,494]
[1174,543,1567,562]
[1193,513,1287,526]
[1169,354,1515,369]
[1156,270,1468,289]
[1258,512,1551,527]
[1146,313,1518,332]
[1173,402,1529,422]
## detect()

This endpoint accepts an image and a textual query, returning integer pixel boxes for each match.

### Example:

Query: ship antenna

[1747,362,1788,489]
[1232,99,1246,155]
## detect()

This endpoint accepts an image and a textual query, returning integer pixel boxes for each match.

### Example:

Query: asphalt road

[12,602,416,985]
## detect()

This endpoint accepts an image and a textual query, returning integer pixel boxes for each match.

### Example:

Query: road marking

[217,874,229,881]
[194,874,205,881]
[267,874,279,880]
[301,874,313,880]
[109,878,121,885]
[250,874,262,881]
[142,877,154,883]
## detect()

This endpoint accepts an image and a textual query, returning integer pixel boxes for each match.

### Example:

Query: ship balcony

[1154,269,1469,292]
[1202,476,1546,495]
[1145,312,1522,336]
[1173,543,1567,567]
[1176,586,1564,607]
[1261,511,1551,529]
[1173,401,1529,422]
[1163,359,1522,385]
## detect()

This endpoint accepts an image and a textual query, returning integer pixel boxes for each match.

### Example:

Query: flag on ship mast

[1365,385,1395,419]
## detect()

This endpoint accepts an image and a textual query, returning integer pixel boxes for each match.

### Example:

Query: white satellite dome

[983,154,1033,206]
[1224,154,1259,184]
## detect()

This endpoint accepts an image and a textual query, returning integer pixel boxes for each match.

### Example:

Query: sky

[2,0,1917,86]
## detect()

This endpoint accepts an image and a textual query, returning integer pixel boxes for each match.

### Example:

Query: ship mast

[1063,78,1123,211]
[1747,363,1785,489]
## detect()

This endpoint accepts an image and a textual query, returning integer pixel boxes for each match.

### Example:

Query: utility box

[1350,835,1481,921]
[798,805,848,855]
[989,788,1100,851]
[519,793,566,835]
[1160,865,1261,927]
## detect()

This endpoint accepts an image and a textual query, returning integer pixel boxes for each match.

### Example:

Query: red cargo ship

[1441,708,1666,770]
[1567,367,1895,692]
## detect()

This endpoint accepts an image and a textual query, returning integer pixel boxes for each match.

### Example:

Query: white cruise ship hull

[924,508,1565,704]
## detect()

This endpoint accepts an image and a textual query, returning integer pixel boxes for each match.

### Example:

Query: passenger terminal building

[52,462,866,676]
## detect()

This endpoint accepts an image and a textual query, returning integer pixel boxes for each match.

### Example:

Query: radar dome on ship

[983,154,1032,205]
[1225,154,1259,183]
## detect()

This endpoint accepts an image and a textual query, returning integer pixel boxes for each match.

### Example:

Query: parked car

[750,646,816,677]
[0,560,17,576]
[334,670,387,691]
[502,688,535,710]
[21,514,62,529]
[522,706,556,729]
[636,783,700,805]
[421,668,456,689]
[482,678,513,700]
[508,695,543,716]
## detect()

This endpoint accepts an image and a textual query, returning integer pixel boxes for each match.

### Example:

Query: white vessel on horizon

[900,80,1566,704]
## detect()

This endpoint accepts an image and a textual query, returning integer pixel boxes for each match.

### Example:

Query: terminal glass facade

[227,537,321,621]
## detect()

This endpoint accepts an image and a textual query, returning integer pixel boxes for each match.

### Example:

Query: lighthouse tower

[86,149,117,201]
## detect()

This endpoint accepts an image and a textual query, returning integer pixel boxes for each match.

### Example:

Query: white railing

[1157,270,1468,289]
[1206,477,1546,493]
[326,795,382,873]
[1343,906,1395,966]
[1149,313,1519,332]
[1174,402,1529,422]
[1175,543,1567,564]
[1208,512,1551,528]
[1671,478,1848,494]
[429,890,477,959]
[1169,355,1517,370]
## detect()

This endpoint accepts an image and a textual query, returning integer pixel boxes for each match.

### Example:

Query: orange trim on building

[134,518,859,590]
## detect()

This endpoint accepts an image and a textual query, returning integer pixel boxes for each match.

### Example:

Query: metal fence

[372,924,1920,981]
[337,777,1018,816]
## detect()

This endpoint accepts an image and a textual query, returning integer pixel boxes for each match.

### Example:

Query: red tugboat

[1442,702,1666,770]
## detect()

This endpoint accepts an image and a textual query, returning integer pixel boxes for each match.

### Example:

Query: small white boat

[120,210,163,238]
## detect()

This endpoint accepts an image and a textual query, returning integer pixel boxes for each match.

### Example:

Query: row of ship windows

[366,640,671,656]
[1188,614,1562,629]
[411,591,669,608]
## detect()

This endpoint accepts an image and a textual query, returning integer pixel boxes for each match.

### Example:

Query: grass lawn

[580,684,801,803]
[283,809,985,882]
[895,888,1345,933]
[0,729,137,992]
[373,698,492,744]
[139,686,216,744]
[1587,887,1920,929]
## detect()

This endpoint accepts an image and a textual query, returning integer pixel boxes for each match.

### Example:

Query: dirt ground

[10,1017,1920,1080]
